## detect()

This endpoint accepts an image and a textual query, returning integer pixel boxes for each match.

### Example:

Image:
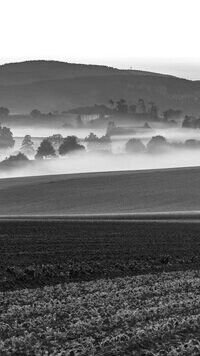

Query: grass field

[1,166,200,214]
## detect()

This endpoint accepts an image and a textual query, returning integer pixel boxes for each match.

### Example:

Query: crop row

[1,270,200,355]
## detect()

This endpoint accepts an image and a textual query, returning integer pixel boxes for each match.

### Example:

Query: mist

[1,125,200,179]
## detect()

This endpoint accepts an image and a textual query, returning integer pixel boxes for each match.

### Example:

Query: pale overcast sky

[1,0,200,79]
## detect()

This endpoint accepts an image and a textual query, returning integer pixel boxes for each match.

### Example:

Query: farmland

[1,167,200,215]
[1,219,200,291]
[1,270,200,355]
[1,219,200,354]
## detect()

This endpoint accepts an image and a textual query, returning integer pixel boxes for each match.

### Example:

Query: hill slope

[0,167,199,215]
[0,60,164,85]
[0,60,200,114]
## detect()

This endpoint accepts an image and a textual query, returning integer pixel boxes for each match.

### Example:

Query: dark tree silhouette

[59,136,85,155]
[0,153,29,169]
[35,139,56,159]
[76,115,83,127]
[0,107,10,118]
[163,109,182,121]
[147,102,158,119]
[126,138,145,153]
[147,135,168,152]
[30,109,42,118]
[109,99,115,108]
[47,134,63,149]
[84,132,99,142]
[21,135,34,154]
[0,123,15,148]
[116,99,128,113]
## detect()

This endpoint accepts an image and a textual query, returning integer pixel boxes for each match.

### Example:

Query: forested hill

[0,60,200,114]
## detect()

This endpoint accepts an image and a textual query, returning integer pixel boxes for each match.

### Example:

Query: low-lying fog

[1,126,200,179]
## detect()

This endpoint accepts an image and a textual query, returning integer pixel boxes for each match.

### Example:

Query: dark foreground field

[1,220,200,355]
[1,219,200,355]
[1,219,200,291]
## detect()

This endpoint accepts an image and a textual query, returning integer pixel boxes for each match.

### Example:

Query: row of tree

[126,135,200,154]
[35,136,84,159]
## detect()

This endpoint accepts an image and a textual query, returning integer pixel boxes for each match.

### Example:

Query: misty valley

[2,5,200,352]
[1,101,200,178]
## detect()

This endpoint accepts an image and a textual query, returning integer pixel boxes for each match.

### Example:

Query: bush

[126,138,145,153]
[59,136,85,155]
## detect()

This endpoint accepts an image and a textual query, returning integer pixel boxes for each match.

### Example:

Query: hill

[0,60,200,114]
[0,167,200,215]
[0,60,164,85]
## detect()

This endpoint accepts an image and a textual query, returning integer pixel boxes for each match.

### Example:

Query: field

[2,164,200,356]
[1,269,200,355]
[1,166,200,214]
[1,219,200,354]
[1,219,200,291]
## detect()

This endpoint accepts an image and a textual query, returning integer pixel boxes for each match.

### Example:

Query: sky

[1,0,200,79]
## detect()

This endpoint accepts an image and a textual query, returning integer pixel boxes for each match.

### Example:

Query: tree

[136,98,146,114]
[147,135,168,153]
[59,136,85,155]
[106,121,117,136]
[20,135,34,154]
[0,153,29,169]
[147,102,158,119]
[84,132,99,142]
[0,123,15,148]
[126,138,145,153]
[47,134,63,149]
[109,99,115,108]
[182,115,197,128]
[184,139,200,149]
[0,107,10,118]
[35,139,56,159]
[30,109,42,118]
[75,115,83,127]
[163,109,182,121]
[116,99,128,113]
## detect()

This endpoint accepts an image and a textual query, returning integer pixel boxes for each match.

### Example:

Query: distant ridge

[0,60,199,114]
